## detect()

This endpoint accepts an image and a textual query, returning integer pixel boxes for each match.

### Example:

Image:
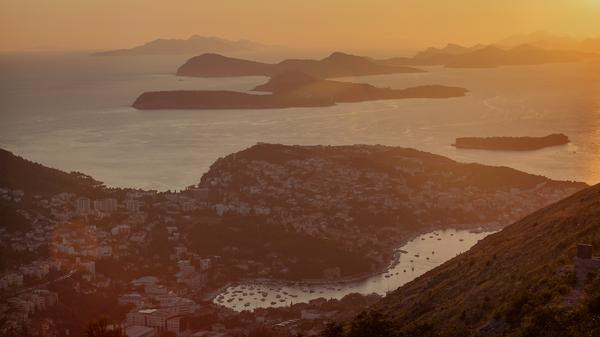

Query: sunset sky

[1,0,599,52]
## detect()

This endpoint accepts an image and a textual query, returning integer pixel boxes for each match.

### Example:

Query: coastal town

[1,183,366,337]
[0,144,587,336]
[200,144,585,253]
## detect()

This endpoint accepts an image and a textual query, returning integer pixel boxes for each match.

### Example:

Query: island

[452,133,570,151]
[132,71,467,110]
[176,51,424,78]
[92,35,265,56]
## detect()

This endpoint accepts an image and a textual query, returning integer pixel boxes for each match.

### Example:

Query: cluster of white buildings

[121,276,200,337]
[0,182,219,335]
[201,149,583,249]
[0,272,24,290]
[0,290,58,335]
[0,259,63,291]
[0,188,24,202]
[175,258,210,289]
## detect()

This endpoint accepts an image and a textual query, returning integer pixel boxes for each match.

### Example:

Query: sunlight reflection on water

[1,54,599,190]
[214,229,493,311]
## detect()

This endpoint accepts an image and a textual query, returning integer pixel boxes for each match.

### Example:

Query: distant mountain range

[338,182,600,336]
[92,35,266,56]
[377,43,596,68]
[496,31,600,53]
[176,52,424,78]
[132,71,466,110]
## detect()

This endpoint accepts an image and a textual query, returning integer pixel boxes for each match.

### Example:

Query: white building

[125,326,155,337]
[94,198,118,214]
[126,308,186,336]
[119,293,144,307]
[76,197,92,215]
[111,224,131,236]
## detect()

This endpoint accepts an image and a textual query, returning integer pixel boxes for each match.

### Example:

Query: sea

[1,52,599,191]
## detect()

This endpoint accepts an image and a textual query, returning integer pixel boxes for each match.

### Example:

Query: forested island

[176,52,424,78]
[132,71,467,110]
[452,133,570,151]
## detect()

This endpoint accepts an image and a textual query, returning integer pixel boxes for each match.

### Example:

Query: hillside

[93,35,264,56]
[176,52,424,78]
[0,148,104,196]
[336,183,600,336]
[133,72,467,110]
[0,149,107,234]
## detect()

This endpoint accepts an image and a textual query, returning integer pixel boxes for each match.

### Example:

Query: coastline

[210,224,501,307]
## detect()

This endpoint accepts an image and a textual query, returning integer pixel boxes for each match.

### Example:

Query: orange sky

[1,0,599,52]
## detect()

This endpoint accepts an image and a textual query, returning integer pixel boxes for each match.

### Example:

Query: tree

[158,332,178,337]
[85,319,124,337]
[321,322,344,337]
[348,311,394,337]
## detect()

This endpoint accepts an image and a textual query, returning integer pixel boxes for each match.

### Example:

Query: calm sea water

[1,52,599,190]
[215,229,492,311]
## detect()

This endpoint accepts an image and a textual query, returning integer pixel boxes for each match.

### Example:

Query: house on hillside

[574,243,600,281]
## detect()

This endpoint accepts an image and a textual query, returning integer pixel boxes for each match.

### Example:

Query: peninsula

[132,72,467,110]
[176,52,424,78]
[452,133,570,151]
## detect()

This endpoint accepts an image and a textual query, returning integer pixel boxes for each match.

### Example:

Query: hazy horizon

[2,2,600,337]
[1,0,600,53]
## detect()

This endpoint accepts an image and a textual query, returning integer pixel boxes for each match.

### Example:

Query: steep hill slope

[339,183,600,336]
[0,149,104,196]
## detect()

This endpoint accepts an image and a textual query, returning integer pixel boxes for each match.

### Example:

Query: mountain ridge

[93,35,265,56]
[378,43,597,68]
[176,52,424,78]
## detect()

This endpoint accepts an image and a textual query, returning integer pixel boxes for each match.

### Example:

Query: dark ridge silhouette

[453,133,570,151]
[378,43,596,68]
[0,148,104,195]
[342,182,600,336]
[133,71,467,110]
[93,35,265,56]
[132,90,335,110]
[176,51,425,78]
